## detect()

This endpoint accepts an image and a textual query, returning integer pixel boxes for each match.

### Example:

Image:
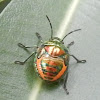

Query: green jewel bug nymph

[15,15,86,94]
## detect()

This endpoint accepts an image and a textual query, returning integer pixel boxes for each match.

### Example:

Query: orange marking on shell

[45,46,65,56]
[36,57,45,80]
[46,58,67,81]
[51,63,67,81]
[46,66,57,72]
[43,59,62,66]
[36,57,54,80]
[36,56,67,81]
[45,72,55,76]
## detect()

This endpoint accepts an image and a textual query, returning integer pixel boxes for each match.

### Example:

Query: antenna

[46,15,53,39]
[61,29,81,41]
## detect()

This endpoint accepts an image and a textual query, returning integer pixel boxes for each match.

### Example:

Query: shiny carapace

[15,15,86,94]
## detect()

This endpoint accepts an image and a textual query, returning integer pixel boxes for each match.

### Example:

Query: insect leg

[70,55,86,63]
[17,43,38,50]
[14,52,35,65]
[63,72,69,95]
[17,32,42,51]
[67,41,74,48]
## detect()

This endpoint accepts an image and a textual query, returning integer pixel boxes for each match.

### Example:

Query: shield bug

[15,15,86,94]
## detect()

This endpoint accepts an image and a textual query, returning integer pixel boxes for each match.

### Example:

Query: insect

[15,15,86,94]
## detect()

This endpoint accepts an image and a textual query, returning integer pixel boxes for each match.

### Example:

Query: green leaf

[0,0,11,13]
[0,0,100,100]
[0,0,4,2]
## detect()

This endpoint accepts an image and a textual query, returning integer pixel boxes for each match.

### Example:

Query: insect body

[34,39,69,82]
[15,15,86,94]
